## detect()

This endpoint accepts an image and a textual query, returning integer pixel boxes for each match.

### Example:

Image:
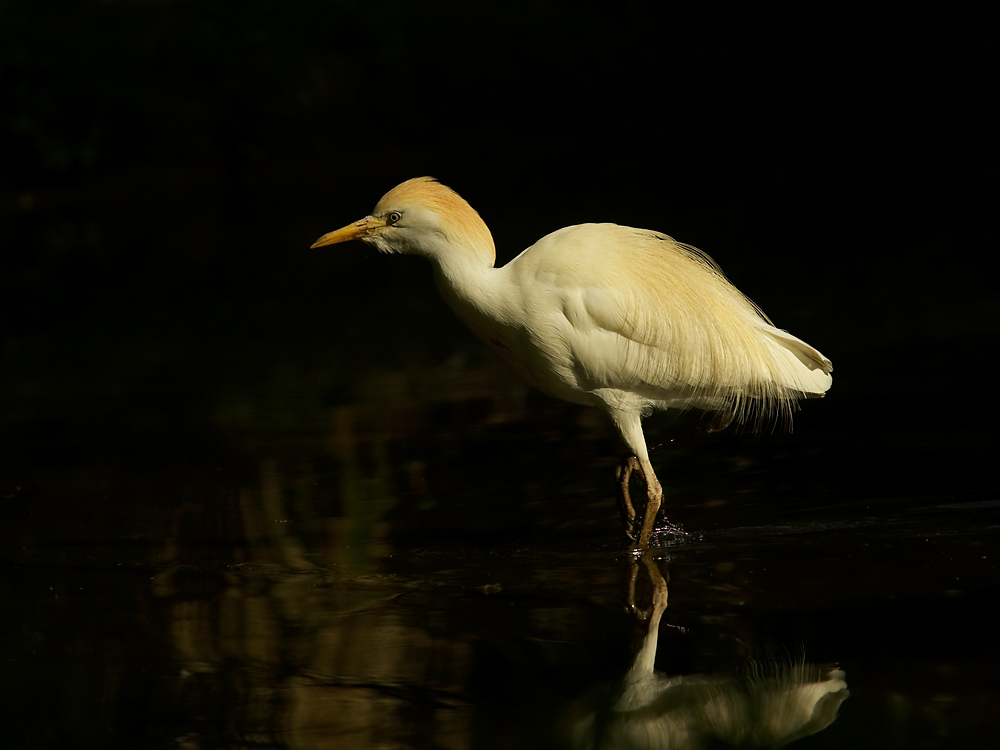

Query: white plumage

[312,177,832,546]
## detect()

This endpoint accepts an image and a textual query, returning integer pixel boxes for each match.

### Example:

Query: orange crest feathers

[377,177,496,264]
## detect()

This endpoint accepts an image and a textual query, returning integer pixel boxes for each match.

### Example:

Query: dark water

[3,347,999,749]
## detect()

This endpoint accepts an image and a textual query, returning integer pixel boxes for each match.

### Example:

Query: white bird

[312,177,832,546]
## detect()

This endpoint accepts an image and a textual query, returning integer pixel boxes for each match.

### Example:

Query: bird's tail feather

[761,326,833,396]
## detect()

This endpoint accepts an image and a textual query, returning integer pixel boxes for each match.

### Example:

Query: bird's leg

[635,457,663,548]
[616,454,664,547]
[615,456,642,540]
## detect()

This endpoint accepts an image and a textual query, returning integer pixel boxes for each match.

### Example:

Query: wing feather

[526,224,832,426]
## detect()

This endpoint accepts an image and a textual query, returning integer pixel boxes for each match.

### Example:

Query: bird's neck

[430,247,512,330]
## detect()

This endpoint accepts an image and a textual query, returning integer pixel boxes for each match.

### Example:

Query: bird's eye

[386,211,402,225]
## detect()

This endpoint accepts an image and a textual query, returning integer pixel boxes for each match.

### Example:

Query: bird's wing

[525,225,831,417]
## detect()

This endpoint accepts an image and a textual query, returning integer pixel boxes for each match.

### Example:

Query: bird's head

[311,177,496,266]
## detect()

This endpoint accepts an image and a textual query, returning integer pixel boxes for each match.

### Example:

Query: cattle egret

[312,177,832,546]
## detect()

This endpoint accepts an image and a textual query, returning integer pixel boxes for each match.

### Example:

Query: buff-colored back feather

[527,224,832,429]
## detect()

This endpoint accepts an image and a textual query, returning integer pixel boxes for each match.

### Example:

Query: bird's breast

[433,261,600,407]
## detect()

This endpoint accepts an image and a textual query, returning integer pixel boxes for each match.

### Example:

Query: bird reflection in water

[575,554,848,749]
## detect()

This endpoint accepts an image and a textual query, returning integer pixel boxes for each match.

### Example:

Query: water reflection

[5,378,1000,748]
[576,553,848,749]
[143,452,474,748]
[149,507,851,750]
[151,561,475,748]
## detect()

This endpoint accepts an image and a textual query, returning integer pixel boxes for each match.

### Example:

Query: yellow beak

[310,215,387,248]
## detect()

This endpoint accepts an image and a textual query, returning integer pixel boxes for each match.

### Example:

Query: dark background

[1,0,996,450]
[1,5,998,747]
